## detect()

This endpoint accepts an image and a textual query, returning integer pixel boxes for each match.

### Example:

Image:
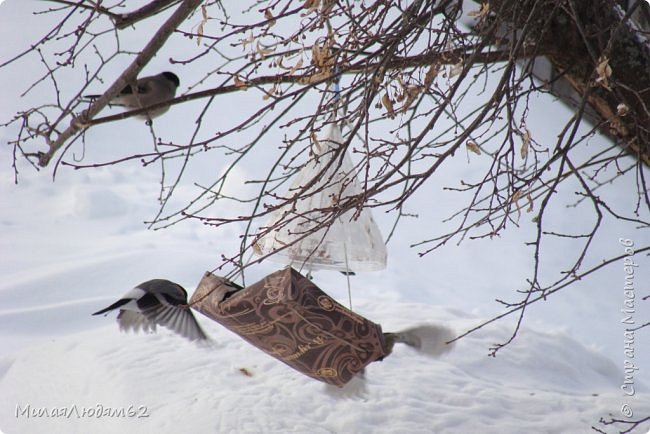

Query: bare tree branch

[36,0,203,167]
[449,244,650,346]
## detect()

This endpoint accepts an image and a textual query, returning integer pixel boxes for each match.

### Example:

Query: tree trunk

[488,0,650,166]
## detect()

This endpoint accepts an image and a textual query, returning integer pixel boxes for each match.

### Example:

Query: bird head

[161,71,180,88]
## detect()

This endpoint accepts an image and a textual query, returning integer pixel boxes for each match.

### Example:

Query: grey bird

[92,279,208,342]
[85,71,180,121]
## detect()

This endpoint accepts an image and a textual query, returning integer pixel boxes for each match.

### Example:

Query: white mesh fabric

[256,123,387,272]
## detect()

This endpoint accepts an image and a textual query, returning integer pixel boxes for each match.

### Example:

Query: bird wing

[118,77,153,96]
[118,83,134,95]
[140,304,208,341]
[135,80,153,95]
[116,309,157,334]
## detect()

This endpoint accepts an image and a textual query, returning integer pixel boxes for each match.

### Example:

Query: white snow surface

[0,166,648,434]
[1,1,650,433]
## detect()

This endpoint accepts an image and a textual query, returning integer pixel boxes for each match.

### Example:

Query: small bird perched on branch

[92,279,209,342]
[85,71,180,122]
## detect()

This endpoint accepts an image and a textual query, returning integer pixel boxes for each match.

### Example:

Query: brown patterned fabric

[190,267,390,387]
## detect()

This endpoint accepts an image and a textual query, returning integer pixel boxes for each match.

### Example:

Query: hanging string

[342,223,353,310]
[330,65,354,310]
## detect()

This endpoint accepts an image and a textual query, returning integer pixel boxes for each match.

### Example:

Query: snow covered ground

[0,144,648,434]
[1,1,650,433]
[0,300,642,434]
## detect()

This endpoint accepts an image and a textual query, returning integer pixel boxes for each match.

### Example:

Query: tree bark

[488,0,650,166]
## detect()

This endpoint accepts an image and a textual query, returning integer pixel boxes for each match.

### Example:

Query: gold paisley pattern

[190,267,389,387]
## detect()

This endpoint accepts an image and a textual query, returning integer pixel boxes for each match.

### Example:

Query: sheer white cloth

[256,123,387,273]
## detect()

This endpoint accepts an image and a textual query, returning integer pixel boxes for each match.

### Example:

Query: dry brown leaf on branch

[373,66,386,86]
[262,84,278,100]
[311,39,333,69]
[511,189,523,220]
[526,193,534,213]
[468,2,490,19]
[278,55,305,75]
[252,242,263,255]
[310,131,321,154]
[382,93,396,119]
[196,5,209,46]
[424,63,440,88]
[264,9,276,27]
[449,61,463,78]
[302,0,321,16]
[234,76,248,89]
[276,55,286,69]
[289,58,304,75]
[595,56,612,89]
[311,44,323,67]
[466,140,481,155]
[256,40,274,59]
[401,86,421,113]
[520,127,531,159]
[321,0,335,17]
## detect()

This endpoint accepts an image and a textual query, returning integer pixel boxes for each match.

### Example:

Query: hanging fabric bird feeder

[254,123,387,274]
[190,267,391,387]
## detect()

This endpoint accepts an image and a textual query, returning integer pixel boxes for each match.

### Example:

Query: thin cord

[342,218,353,310]
[330,69,353,310]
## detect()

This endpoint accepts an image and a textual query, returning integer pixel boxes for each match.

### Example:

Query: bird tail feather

[92,298,130,316]
[385,324,455,357]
